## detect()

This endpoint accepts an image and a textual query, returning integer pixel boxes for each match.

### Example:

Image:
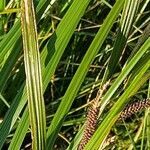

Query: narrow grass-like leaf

[67,126,85,150]
[0,84,25,149]
[0,93,10,108]
[0,9,20,15]
[123,120,137,150]
[100,38,150,113]
[140,108,148,150]
[46,0,125,148]
[0,21,21,64]
[146,110,150,149]
[146,82,150,149]
[0,0,5,35]
[0,42,22,91]
[85,40,150,149]
[8,108,29,150]
[0,0,5,11]
[127,24,150,63]
[124,51,150,92]
[21,0,46,149]
[128,119,144,150]
[103,0,140,82]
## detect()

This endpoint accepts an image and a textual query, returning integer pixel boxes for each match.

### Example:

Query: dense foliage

[0,0,150,149]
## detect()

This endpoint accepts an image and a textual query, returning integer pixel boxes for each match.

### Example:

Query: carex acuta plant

[0,0,150,149]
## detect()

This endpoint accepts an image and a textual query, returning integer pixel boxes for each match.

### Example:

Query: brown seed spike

[78,81,110,150]
[78,102,99,150]
[119,98,150,120]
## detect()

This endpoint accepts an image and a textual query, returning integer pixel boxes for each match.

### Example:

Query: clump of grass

[0,0,150,149]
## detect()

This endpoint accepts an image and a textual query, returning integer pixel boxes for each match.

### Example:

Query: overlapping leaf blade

[21,0,46,149]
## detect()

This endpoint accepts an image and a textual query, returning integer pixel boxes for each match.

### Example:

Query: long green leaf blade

[100,38,150,113]
[21,1,46,149]
[8,108,29,150]
[103,0,140,82]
